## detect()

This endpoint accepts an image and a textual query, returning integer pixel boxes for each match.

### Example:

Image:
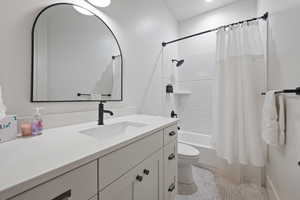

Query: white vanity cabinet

[5,121,178,200]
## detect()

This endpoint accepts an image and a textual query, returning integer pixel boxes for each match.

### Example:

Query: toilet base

[178,182,198,195]
[178,159,198,195]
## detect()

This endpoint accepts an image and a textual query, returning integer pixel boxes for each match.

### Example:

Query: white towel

[277,95,286,146]
[262,91,279,146]
[0,85,6,120]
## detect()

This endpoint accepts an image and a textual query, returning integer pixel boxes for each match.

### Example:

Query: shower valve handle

[171,111,178,118]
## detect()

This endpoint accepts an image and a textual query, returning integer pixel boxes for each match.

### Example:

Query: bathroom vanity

[0,115,178,200]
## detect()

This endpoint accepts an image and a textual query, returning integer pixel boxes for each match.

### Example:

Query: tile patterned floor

[176,167,268,200]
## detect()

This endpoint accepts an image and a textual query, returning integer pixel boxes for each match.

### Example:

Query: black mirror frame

[31,3,123,103]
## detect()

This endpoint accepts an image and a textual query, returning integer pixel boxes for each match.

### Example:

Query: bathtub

[178,131,217,169]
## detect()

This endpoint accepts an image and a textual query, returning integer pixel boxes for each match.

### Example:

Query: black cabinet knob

[168,183,176,192]
[143,169,150,175]
[136,175,143,182]
[298,161,300,167]
[169,131,176,136]
[168,153,176,160]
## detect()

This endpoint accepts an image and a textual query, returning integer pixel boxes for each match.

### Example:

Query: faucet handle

[171,110,178,118]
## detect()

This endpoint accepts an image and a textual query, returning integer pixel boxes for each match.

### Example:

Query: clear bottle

[32,107,44,136]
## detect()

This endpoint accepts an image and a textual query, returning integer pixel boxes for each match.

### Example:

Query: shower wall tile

[175,79,213,135]
[176,80,213,107]
[179,106,212,135]
[174,52,215,135]
[176,53,216,82]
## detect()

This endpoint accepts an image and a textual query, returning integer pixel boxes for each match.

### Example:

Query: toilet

[177,143,200,195]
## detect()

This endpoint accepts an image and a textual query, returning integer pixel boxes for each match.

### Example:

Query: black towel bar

[261,87,300,95]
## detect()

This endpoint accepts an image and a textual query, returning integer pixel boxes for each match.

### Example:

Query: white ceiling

[165,0,242,21]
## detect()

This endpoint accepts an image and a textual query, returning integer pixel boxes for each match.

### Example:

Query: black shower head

[172,59,185,67]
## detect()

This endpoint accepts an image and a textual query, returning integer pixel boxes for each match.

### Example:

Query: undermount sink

[79,121,147,140]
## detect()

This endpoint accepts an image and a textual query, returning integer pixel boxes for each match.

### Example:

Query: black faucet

[98,101,114,125]
[171,110,178,118]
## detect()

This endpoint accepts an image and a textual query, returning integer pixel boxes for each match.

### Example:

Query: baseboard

[266,176,281,200]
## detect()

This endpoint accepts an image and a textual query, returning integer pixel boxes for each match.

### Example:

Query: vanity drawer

[164,125,178,145]
[99,130,163,190]
[10,161,97,200]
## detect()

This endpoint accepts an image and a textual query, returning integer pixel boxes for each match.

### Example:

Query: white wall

[0,0,178,128]
[257,1,300,199]
[177,0,258,135]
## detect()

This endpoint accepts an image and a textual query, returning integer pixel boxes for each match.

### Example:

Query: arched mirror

[31,3,123,102]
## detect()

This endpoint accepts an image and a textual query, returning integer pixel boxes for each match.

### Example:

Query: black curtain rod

[162,12,269,47]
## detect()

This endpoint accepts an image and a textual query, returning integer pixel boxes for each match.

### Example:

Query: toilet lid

[178,143,199,158]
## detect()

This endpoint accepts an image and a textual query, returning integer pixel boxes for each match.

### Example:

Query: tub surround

[0,115,178,200]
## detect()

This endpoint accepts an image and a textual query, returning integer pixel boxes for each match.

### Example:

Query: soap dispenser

[32,107,44,136]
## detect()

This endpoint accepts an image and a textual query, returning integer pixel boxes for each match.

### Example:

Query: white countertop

[0,115,178,199]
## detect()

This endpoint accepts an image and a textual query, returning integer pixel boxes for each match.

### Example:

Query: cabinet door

[100,150,163,200]
[133,150,163,200]
[99,131,163,190]
[99,168,135,200]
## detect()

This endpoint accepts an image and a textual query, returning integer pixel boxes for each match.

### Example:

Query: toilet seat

[178,143,199,159]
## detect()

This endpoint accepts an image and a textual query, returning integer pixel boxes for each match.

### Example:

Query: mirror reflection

[32,4,122,102]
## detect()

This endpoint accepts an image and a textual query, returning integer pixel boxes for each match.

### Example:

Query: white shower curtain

[213,21,265,167]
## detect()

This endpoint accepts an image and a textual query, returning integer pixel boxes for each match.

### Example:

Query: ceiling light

[87,0,111,8]
[73,6,94,16]
[205,0,213,2]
